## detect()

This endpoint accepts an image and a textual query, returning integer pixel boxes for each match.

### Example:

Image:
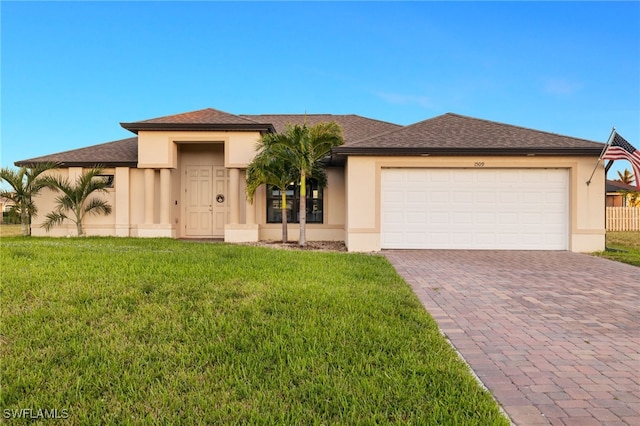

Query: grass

[594,231,640,267]
[0,237,508,425]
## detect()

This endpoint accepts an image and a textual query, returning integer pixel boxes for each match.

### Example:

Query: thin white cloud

[543,78,582,96]
[375,92,436,109]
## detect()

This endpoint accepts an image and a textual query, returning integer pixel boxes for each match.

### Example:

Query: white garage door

[381,168,569,250]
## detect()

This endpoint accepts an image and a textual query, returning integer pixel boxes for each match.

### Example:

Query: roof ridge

[241,113,400,125]
[135,107,260,124]
[347,114,447,146]
[443,112,603,144]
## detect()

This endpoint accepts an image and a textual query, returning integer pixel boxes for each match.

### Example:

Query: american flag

[603,132,640,188]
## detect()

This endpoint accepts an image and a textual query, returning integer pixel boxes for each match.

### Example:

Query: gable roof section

[121,108,274,134]
[334,113,605,156]
[15,137,138,167]
[241,114,402,145]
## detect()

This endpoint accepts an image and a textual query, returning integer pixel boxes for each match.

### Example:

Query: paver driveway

[384,250,639,426]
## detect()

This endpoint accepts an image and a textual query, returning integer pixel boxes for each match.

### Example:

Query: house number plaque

[216,194,225,203]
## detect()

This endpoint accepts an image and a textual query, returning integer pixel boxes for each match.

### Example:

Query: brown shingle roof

[120,108,273,133]
[16,110,608,167]
[241,114,402,145]
[15,137,138,167]
[335,113,605,156]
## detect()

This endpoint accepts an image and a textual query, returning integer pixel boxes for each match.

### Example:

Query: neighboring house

[606,180,639,207]
[1,196,15,213]
[1,196,11,213]
[16,108,607,252]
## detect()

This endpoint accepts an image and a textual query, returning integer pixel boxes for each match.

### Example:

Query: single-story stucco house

[16,108,607,252]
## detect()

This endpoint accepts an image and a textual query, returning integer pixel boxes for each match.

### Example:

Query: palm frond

[83,198,113,216]
[42,211,69,231]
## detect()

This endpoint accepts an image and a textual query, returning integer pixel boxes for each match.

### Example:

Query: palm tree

[42,167,112,236]
[617,169,635,186]
[259,122,343,247]
[0,162,59,236]
[246,150,296,243]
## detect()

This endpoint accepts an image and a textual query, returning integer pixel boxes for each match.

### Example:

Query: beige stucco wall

[30,167,159,237]
[137,130,262,169]
[32,167,118,236]
[344,155,606,253]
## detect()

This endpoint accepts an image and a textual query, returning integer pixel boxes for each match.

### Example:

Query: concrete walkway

[384,250,639,426]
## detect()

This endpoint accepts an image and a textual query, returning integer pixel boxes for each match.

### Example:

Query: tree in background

[614,169,639,206]
[0,162,59,236]
[616,169,635,186]
[42,167,112,236]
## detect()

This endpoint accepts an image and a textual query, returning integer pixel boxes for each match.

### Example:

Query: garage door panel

[476,192,497,203]
[453,212,473,224]
[453,192,472,203]
[523,192,545,205]
[381,169,568,250]
[430,212,449,225]
[383,211,403,225]
[545,212,565,224]
[476,233,496,245]
[430,233,451,245]
[430,191,450,203]
[497,212,519,225]
[407,191,427,203]
[383,190,403,203]
[476,212,496,224]
[407,212,426,224]
[522,213,543,225]
[407,233,426,244]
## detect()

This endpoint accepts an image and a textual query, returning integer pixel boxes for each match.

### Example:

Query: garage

[381,168,569,250]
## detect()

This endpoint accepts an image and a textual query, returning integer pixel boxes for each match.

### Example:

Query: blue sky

[2,1,639,179]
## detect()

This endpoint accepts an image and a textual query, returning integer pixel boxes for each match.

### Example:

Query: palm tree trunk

[76,209,84,237]
[299,177,306,247]
[20,210,29,237]
[281,191,288,243]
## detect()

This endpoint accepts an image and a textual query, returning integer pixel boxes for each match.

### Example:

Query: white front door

[185,166,228,237]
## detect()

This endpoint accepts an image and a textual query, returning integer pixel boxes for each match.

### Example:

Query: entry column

[223,167,259,243]
[159,168,171,225]
[144,168,155,225]
[229,168,240,225]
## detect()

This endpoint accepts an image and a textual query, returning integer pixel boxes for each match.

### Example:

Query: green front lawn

[594,232,640,267]
[0,238,508,425]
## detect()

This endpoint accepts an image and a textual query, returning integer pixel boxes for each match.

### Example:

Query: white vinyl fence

[606,207,640,231]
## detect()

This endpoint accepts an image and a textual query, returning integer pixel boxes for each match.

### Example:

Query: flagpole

[586,127,616,186]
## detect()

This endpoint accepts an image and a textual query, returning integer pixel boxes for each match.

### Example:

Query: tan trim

[137,163,175,169]
[171,136,228,143]
[347,228,378,233]
[260,224,344,230]
[572,228,606,235]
